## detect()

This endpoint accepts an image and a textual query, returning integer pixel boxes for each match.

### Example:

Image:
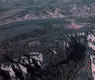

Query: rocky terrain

[0,0,95,80]
[0,18,94,80]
